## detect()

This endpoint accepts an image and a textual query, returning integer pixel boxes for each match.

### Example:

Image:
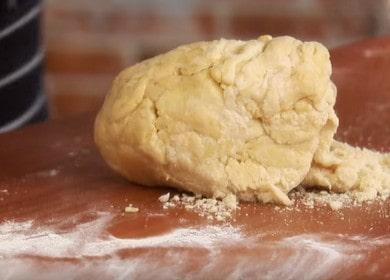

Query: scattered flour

[0,212,389,279]
[0,212,242,258]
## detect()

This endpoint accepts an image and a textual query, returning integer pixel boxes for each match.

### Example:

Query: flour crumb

[329,200,343,211]
[159,193,237,221]
[158,193,170,203]
[124,204,139,213]
[289,187,364,210]
[222,194,238,210]
[48,169,59,176]
[68,151,77,157]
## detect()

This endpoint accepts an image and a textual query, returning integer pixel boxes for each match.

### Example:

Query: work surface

[1,38,390,279]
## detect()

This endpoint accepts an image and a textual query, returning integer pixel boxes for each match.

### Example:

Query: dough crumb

[222,194,238,210]
[329,200,343,211]
[159,193,237,221]
[158,192,170,203]
[289,188,366,210]
[48,169,59,177]
[124,204,139,213]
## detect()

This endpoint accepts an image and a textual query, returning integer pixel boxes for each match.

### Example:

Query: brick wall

[43,0,390,118]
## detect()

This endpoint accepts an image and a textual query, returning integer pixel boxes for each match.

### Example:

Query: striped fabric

[0,0,47,133]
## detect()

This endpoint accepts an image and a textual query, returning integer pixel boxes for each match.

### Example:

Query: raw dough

[305,140,390,202]
[94,35,389,205]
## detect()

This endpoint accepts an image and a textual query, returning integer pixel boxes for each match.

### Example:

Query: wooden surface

[1,38,390,280]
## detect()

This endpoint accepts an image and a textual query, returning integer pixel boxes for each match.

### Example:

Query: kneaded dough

[95,35,339,205]
[95,36,338,204]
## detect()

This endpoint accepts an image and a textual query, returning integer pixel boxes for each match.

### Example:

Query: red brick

[43,7,94,34]
[229,15,328,39]
[106,11,163,34]
[335,16,375,37]
[45,74,113,118]
[46,45,124,75]
[50,93,104,118]
[137,45,171,61]
[194,10,216,37]
[318,0,379,13]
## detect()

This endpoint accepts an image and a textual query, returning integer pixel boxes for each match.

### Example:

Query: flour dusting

[1,212,389,279]
[0,212,242,258]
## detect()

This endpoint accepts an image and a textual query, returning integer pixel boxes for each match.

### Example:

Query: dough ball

[94,35,338,204]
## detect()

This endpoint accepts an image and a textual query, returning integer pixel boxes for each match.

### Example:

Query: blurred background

[44,0,390,118]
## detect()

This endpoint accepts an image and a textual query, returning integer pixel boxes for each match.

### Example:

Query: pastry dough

[95,35,389,205]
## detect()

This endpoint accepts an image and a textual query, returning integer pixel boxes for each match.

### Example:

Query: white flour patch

[268,235,359,280]
[223,233,390,280]
[0,212,242,258]
[0,212,389,279]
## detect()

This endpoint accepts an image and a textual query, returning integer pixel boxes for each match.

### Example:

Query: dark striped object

[0,0,47,133]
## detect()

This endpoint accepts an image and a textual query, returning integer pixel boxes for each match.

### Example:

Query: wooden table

[1,38,390,280]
